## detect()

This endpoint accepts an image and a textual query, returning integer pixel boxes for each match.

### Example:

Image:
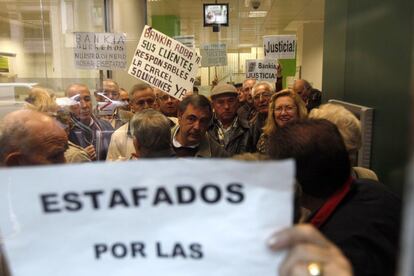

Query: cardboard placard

[128,26,201,100]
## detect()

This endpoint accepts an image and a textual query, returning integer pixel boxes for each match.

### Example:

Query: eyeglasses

[274,105,297,114]
[253,92,273,101]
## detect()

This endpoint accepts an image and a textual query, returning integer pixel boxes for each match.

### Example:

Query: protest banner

[263,35,296,60]
[128,26,201,100]
[200,43,227,67]
[0,159,294,276]
[74,32,127,70]
[246,59,278,82]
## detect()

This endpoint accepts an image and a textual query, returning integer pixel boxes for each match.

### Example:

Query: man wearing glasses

[106,83,157,161]
[250,81,274,149]
[155,88,180,118]
[208,83,254,156]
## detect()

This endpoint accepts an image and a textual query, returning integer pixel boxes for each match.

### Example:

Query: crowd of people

[0,75,401,276]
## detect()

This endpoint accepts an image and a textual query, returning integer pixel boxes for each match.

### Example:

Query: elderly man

[130,109,175,158]
[237,78,256,122]
[208,83,253,156]
[66,83,114,161]
[0,109,67,166]
[250,81,274,148]
[106,83,157,161]
[292,79,321,111]
[155,88,180,118]
[172,94,229,158]
[95,79,131,129]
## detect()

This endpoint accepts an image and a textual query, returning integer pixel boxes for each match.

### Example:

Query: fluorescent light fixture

[248,11,267,18]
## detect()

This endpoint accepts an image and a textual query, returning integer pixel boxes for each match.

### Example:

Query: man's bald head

[0,110,68,166]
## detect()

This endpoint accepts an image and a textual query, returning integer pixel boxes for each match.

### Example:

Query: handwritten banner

[128,26,201,100]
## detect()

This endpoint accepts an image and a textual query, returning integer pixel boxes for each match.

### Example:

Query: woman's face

[273,96,299,127]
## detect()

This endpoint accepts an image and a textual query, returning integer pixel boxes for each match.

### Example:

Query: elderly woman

[257,89,307,154]
[309,103,378,180]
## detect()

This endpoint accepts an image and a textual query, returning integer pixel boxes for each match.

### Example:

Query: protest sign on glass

[263,35,297,60]
[0,159,294,276]
[246,59,279,82]
[128,26,201,100]
[74,32,127,70]
[200,43,227,67]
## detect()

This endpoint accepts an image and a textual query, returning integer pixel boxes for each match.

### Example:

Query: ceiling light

[248,11,267,18]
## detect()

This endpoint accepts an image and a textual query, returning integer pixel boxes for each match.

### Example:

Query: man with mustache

[172,94,229,158]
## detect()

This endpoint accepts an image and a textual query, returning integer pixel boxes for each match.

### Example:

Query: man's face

[212,93,239,124]
[67,86,92,124]
[239,79,255,103]
[23,120,68,165]
[293,80,309,102]
[178,104,211,146]
[119,89,130,111]
[158,92,180,117]
[253,84,273,114]
[130,88,156,113]
[102,81,120,101]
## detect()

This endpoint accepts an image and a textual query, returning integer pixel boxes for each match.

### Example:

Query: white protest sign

[128,26,201,100]
[263,35,296,59]
[246,59,278,82]
[74,32,127,70]
[0,159,294,276]
[200,43,227,67]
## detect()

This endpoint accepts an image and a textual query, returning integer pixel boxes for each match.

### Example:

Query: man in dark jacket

[268,119,401,276]
[208,83,254,156]
[172,94,229,158]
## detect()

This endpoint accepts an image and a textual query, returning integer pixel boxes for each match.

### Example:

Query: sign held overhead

[128,26,201,100]
[246,59,279,82]
[263,35,296,60]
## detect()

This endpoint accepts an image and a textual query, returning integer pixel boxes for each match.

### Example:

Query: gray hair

[130,109,172,155]
[129,83,153,99]
[251,81,274,96]
[309,103,362,153]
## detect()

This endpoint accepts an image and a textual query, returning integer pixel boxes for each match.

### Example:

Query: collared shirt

[172,126,199,149]
[216,117,239,147]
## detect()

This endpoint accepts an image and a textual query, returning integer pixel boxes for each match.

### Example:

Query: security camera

[251,0,261,9]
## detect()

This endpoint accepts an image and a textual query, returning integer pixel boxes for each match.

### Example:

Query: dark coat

[309,179,401,276]
[68,117,114,161]
[208,118,254,156]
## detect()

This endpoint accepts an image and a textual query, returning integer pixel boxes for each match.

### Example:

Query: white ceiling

[148,0,325,50]
[0,0,324,50]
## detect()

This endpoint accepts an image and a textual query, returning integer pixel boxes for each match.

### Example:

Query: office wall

[323,0,413,193]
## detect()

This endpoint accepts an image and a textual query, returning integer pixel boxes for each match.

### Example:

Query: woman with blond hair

[257,89,308,154]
